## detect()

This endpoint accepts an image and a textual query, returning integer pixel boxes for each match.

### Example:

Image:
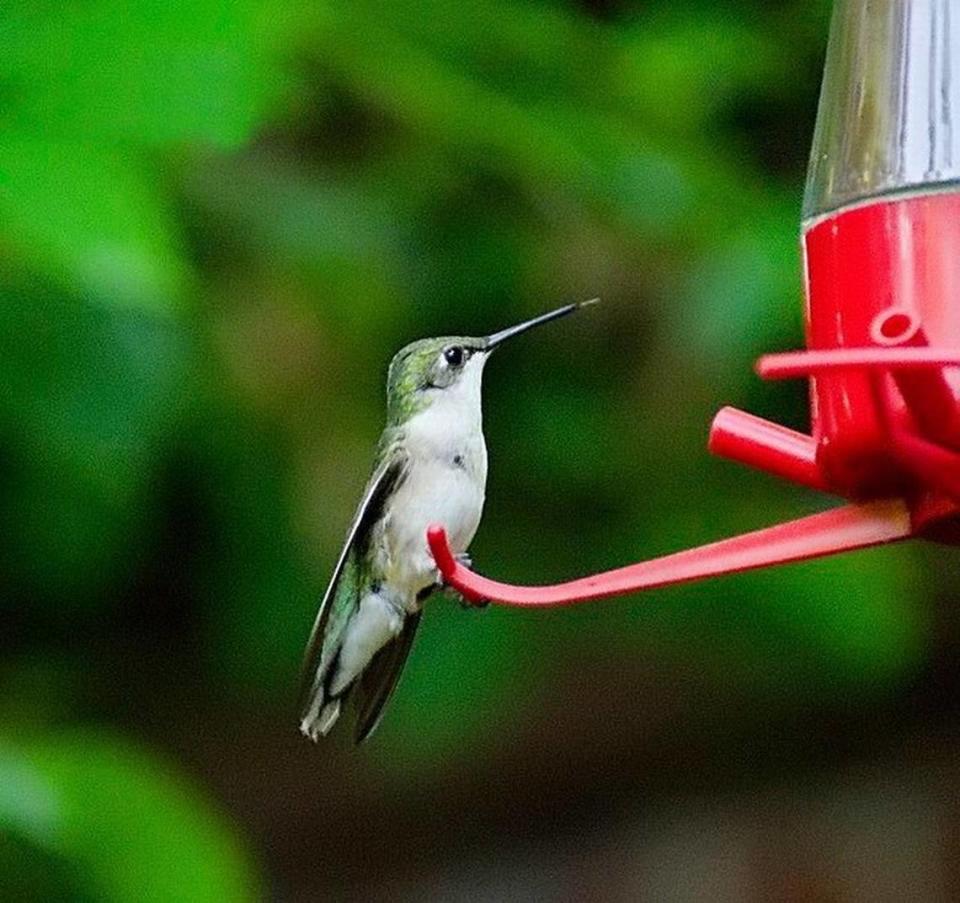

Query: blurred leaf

[0,279,185,602]
[681,198,803,378]
[314,2,694,233]
[194,408,315,692]
[0,747,59,843]
[0,0,301,311]
[0,833,90,903]
[0,0,291,148]
[619,13,788,134]
[0,732,260,903]
[0,138,186,312]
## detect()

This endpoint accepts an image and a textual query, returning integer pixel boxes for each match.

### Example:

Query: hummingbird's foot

[451,553,489,608]
[458,594,490,610]
[416,583,438,604]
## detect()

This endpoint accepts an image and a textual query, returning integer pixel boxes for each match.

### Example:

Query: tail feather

[300,696,342,742]
[353,610,422,744]
[300,589,423,743]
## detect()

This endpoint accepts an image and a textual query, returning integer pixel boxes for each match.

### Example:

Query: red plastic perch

[427,500,913,607]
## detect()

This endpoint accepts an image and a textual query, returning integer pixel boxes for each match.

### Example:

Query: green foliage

[0,279,186,601]
[0,732,259,901]
[0,0,296,311]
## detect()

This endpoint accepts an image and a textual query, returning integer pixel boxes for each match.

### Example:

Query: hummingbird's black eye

[443,346,465,367]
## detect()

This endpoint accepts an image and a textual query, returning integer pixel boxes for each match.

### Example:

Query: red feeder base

[720,191,960,537]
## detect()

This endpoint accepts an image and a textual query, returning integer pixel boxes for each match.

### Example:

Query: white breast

[379,354,488,598]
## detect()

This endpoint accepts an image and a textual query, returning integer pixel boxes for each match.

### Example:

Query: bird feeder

[429,0,960,606]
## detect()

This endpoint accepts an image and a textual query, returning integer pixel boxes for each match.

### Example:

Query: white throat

[406,352,487,452]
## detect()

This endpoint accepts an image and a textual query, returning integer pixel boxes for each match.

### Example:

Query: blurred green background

[4,0,960,900]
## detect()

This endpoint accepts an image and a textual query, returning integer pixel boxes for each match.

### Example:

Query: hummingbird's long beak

[484,298,598,351]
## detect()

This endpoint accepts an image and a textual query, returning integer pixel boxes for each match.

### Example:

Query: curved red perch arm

[427,500,913,607]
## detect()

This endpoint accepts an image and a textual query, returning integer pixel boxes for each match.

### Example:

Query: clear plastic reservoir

[803,0,960,221]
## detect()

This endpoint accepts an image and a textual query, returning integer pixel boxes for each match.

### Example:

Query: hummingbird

[300,300,596,743]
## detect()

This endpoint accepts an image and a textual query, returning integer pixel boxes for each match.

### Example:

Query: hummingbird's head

[385,300,597,424]
[386,335,486,424]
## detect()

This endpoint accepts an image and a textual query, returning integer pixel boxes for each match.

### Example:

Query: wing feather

[299,440,407,719]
